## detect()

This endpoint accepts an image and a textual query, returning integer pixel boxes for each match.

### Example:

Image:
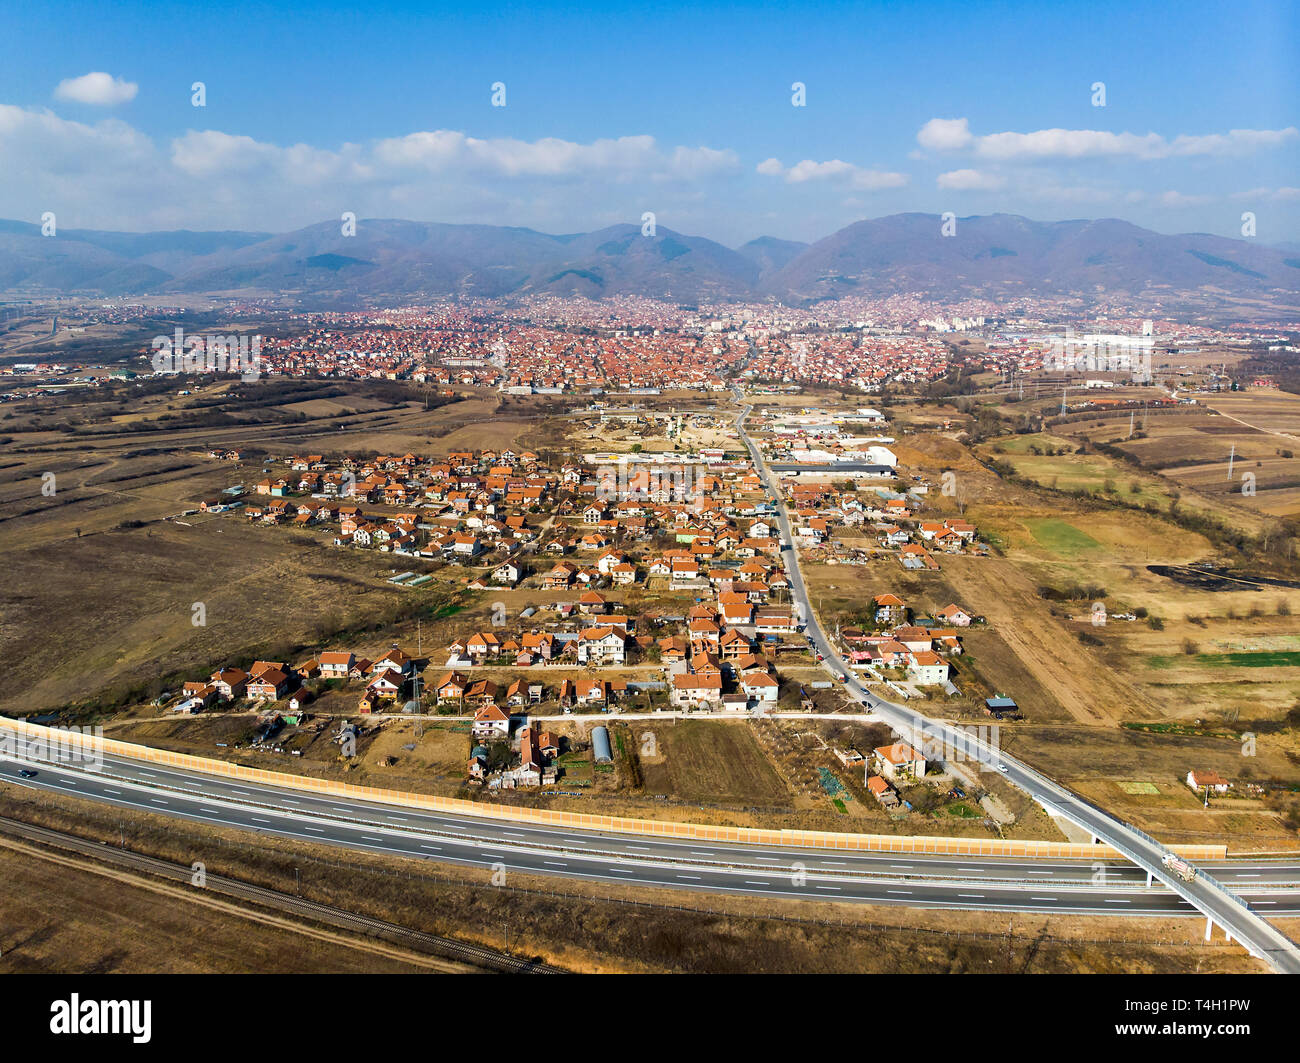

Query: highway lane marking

[890,864,912,869]
[104,789,121,795]
[305,826,324,833]
[418,844,441,851]
[503,832,528,839]
[821,860,846,866]
[332,807,351,813]
[625,845,650,851]
[1031,897,1058,901]
[137,771,156,777]
[252,817,271,824]
[150,798,168,805]
[1236,873,1261,878]
[230,789,251,796]
[677,874,701,880]
[68,749,1259,921]
[744,881,771,886]
[690,851,713,856]
[608,868,635,874]
[959,893,984,899]
[544,861,567,867]
[886,889,912,895]
[361,835,383,842]
[1104,899,1130,904]
[815,886,841,892]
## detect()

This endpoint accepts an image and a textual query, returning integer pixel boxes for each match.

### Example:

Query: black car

[17,769,37,778]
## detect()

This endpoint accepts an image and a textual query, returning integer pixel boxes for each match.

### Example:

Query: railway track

[0,814,563,975]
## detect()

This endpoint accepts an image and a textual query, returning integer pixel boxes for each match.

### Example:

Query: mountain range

[2,214,1298,309]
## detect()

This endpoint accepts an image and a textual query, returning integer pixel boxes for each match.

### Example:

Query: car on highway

[997,763,1009,773]
[17,769,37,778]
[816,653,824,661]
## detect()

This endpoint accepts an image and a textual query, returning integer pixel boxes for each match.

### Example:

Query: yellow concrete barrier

[1,718,1228,860]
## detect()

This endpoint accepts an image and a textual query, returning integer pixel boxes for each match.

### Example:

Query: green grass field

[1149,650,1300,670]
[1024,517,1103,557]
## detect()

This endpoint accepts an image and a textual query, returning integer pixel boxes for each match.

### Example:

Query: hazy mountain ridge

[2,213,1296,307]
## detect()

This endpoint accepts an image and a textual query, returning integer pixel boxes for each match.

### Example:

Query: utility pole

[1227,442,1236,481]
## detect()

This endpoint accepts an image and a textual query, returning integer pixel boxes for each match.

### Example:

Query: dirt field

[639,719,793,806]
[1017,403,1300,522]
[0,516,446,714]
[0,838,436,973]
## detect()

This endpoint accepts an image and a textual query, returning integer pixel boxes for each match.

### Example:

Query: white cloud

[917,117,1298,160]
[1169,129,1299,156]
[665,145,742,180]
[0,104,742,231]
[1233,186,1300,202]
[977,128,1167,160]
[917,117,973,152]
[936,168,1005,191]
[1159,190,1213,207]
[171,130,372,183]
[370,131,740,182]
[758,157,907,190]
[54,72,138,106]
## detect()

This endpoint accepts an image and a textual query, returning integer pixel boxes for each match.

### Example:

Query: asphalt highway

[3,755,1299,918]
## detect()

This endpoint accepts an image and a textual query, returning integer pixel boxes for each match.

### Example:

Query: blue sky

[1,0,1297,244]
